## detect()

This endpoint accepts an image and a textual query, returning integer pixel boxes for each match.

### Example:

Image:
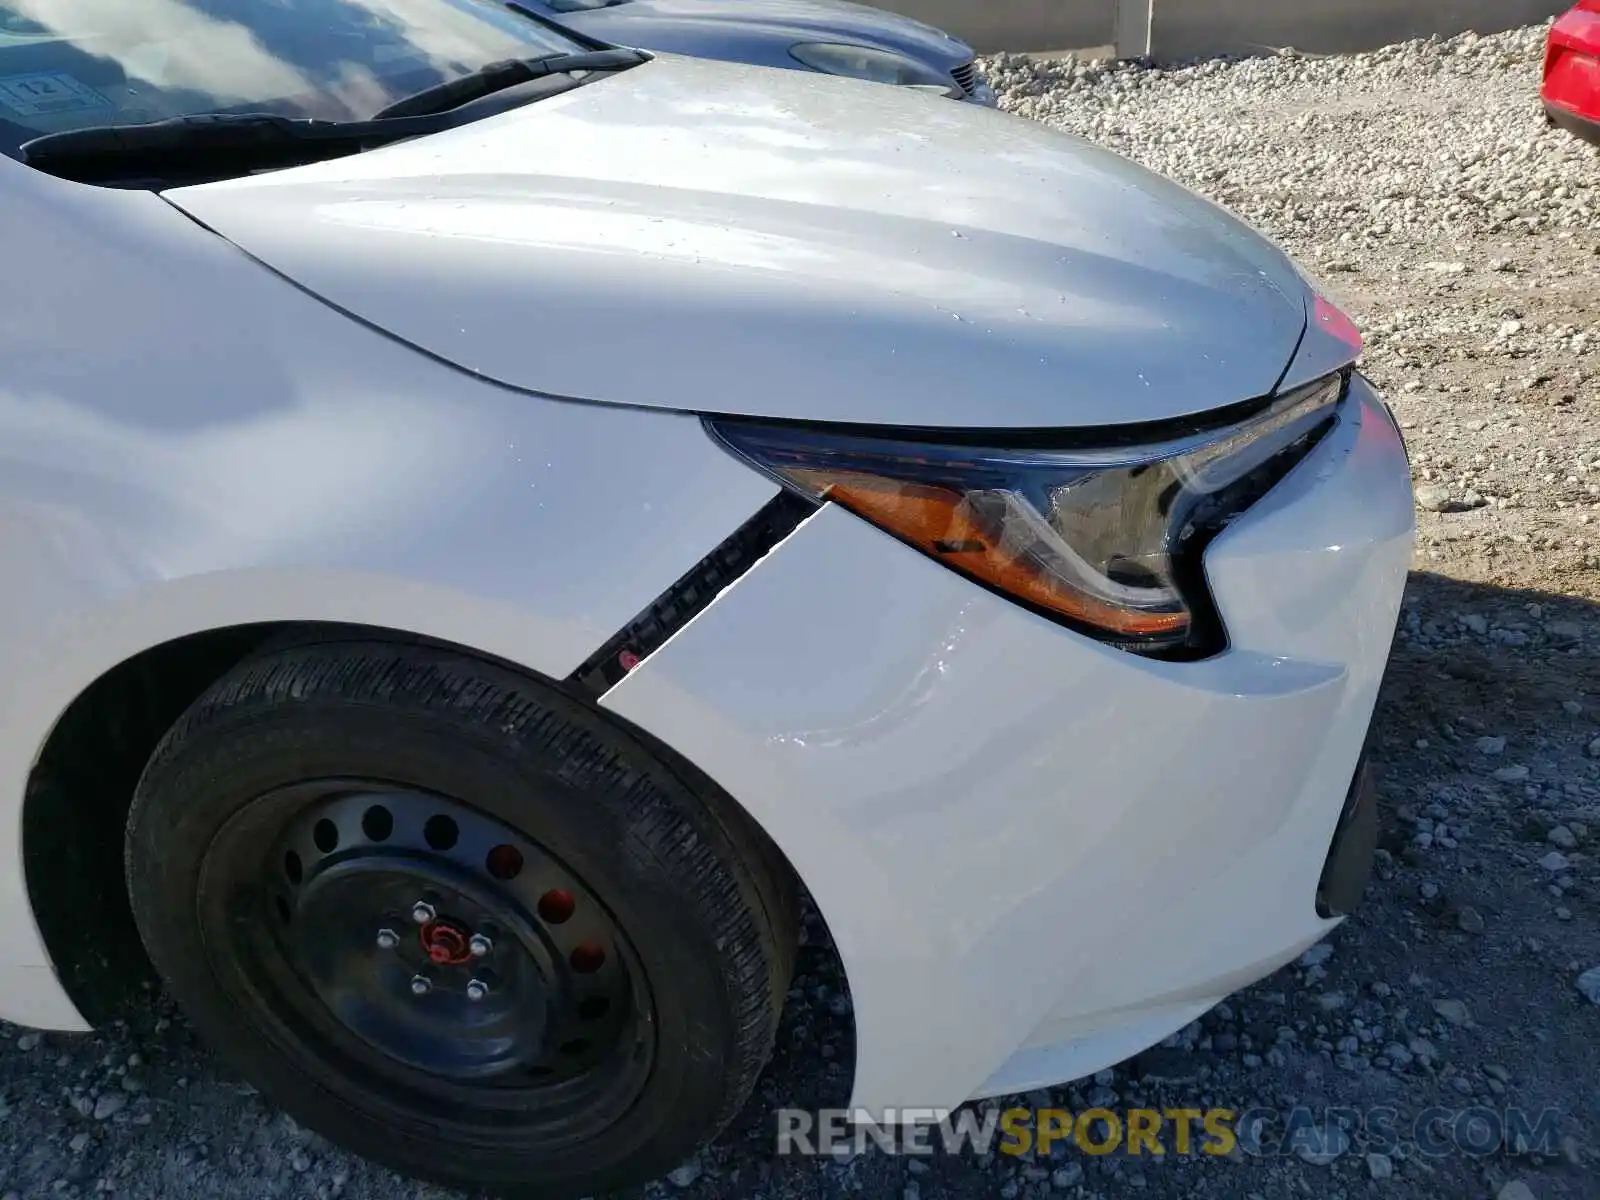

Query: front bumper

[900,71,995,105]
[1544,4,1600,146]
[1546,99,1600,146]
[960,77,998,106]
[605,374,1414,1112]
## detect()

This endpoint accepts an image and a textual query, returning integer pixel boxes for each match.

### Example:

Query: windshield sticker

[0,71,114,117]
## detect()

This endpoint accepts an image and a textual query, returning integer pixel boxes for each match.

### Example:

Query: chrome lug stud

[466,978,489,1002]
[410,901,436,925]
[468,933,492,958]
[410,974,432,996]
[375,928,400,950]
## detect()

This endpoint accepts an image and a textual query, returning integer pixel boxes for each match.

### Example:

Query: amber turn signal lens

[807,473,1190,639]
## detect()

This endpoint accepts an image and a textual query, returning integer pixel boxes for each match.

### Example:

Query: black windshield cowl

[20,49,648,186]
[373,47,649,119]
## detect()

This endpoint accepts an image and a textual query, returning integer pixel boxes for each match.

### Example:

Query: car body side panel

[604,380,1414,1111]
[0,161,777,1026]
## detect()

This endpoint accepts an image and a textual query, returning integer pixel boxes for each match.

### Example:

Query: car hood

[165,55,1311,430]
[561,0,973,65]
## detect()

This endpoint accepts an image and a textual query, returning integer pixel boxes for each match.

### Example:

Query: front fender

[0,165,775,1023]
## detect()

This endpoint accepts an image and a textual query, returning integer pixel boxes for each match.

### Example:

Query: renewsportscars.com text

[775,1105,1566,1161]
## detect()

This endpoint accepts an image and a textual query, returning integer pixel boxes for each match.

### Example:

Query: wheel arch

[20,616,854,1082]
[22,622,283,1025]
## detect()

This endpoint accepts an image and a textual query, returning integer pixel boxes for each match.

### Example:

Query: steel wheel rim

[196,778,656,1133]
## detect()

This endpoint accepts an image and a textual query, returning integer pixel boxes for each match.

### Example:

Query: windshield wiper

[20,49,649,184]
[372,47,648,120]
[20,111,452,183]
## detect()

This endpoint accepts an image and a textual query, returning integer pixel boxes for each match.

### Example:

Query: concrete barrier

[877,0,1569,61]
[1145,0,1570,60]
[865,0,1116,54]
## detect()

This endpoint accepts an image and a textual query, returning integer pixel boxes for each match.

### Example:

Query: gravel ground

[4,19,1600,1200]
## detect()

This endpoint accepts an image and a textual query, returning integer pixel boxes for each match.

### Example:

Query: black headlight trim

[704,371,1349,662]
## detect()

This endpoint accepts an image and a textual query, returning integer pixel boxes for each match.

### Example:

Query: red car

[1545,0,1600,144]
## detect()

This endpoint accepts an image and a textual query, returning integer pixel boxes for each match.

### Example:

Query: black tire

[125,639,797,1198]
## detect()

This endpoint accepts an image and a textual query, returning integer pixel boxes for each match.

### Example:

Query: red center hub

[420,919,472,965]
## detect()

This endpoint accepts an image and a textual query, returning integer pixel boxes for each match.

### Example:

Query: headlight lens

[788,42,952,88]
[706,372,1346,657]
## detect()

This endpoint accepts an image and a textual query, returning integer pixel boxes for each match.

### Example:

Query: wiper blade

[373,48,648,120]
[20,111,444,180]
[21,50,649,183]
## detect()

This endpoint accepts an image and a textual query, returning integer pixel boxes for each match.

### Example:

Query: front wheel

[125,639,797,1198]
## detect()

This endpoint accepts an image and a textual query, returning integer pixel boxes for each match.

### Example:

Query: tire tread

[126,639,797,1191]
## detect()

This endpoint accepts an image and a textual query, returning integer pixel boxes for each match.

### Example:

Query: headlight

[788,42,953,89]
[706,372,1346,658]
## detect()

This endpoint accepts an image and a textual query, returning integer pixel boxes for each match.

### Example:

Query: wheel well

[22,622,854,1092]
[22,623,285,1024]
[22,620,505,1022]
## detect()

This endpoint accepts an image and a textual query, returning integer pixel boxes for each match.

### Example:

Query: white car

[0,0,1413,1195]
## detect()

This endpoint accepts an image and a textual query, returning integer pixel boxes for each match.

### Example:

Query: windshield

[0,0,586,162]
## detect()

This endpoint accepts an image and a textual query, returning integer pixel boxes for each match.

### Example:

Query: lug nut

[410,975,432,996]
[468,933,493,957]
[466,978,489,1002]
[410,901,436,924]
[376,928,400,950]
